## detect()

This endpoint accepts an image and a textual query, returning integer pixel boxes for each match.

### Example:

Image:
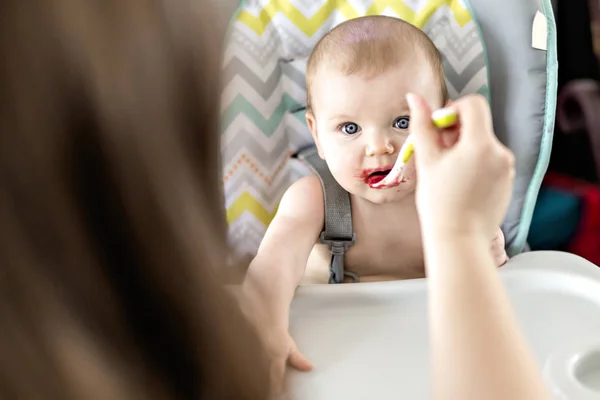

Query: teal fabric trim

[508,0,558,256]
[462,0,492,107]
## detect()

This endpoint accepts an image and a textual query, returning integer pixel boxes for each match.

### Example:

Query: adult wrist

[420,215,488,242]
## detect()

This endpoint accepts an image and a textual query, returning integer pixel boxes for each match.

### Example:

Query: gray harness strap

[295,146,357,284]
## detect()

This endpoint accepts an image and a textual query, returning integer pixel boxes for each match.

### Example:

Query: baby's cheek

[327,160,356,188]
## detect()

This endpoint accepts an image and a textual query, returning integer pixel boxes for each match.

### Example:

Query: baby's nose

[365,135,394,156]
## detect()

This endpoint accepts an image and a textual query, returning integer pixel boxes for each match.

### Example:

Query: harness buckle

[320,232,357,284]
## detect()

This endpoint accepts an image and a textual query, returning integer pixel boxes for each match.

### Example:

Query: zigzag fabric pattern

[221,0,489,258]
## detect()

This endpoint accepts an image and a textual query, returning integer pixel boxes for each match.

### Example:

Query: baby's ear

[306,109,316,136]
[305,110,326,160]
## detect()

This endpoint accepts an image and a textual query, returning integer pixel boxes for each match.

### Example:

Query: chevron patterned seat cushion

[221,0,490,258]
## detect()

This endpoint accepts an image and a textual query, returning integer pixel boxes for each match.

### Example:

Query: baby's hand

[265,329,312,395]
[491,227,508,267]
[238,285,312,395]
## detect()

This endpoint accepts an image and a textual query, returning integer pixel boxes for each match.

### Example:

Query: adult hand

[407,93,515,240]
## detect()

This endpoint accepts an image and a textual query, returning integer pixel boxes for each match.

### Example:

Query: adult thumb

[406,93,441,162]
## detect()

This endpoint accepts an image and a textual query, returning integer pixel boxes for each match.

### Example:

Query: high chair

[219,0,600,398]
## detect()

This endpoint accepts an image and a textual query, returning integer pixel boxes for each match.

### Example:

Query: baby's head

[305,16,448,204]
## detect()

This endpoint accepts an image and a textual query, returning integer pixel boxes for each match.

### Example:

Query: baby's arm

[242,174,324,332]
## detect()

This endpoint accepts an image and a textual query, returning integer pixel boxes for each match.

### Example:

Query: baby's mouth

[365,169,392,186]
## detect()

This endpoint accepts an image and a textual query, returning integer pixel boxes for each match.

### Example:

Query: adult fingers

[406,93,442,163]
[450,94,495,146]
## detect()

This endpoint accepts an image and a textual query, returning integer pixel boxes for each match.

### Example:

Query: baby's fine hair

[306,15,448,110]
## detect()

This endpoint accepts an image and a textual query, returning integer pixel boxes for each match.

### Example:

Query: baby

[242,15,508,379]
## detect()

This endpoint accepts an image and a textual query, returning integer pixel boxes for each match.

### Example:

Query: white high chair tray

[286,251,600,399]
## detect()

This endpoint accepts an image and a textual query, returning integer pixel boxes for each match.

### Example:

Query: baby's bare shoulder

[255,174,325,265]
[277,174,324,221]
[259,174,324,245]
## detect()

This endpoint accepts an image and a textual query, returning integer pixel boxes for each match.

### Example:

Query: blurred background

[528,0,600,265]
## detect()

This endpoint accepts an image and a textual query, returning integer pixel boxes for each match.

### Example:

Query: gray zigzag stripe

[272,31,315,60]
[222,58,306,99]
[281,62,307,90]
[228,28,282,66]
[222,131,291,170]
[441,53,486,93]
[229,219,266,237]
[427,16,481,60]
[442,34,480,60]
[228,227,261,250]
[223,58,282,100]
[228,227,263,257]
[223,50,483,102]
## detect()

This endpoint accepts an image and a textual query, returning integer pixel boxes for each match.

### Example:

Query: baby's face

[306,61,445,204]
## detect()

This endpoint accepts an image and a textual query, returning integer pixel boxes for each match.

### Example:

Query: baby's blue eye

[341,122,361,135]
[394,117,410,129]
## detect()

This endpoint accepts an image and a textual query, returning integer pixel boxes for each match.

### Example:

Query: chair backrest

[466,0,557,255]
[220,0,557,259]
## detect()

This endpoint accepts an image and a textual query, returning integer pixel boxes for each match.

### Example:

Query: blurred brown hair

[0,0,269,398]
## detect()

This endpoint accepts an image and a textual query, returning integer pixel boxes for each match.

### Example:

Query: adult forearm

[423,232,550,400]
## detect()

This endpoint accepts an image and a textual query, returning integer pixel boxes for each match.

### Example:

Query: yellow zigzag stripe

[236,0,471,36]
[226,191,279,226]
